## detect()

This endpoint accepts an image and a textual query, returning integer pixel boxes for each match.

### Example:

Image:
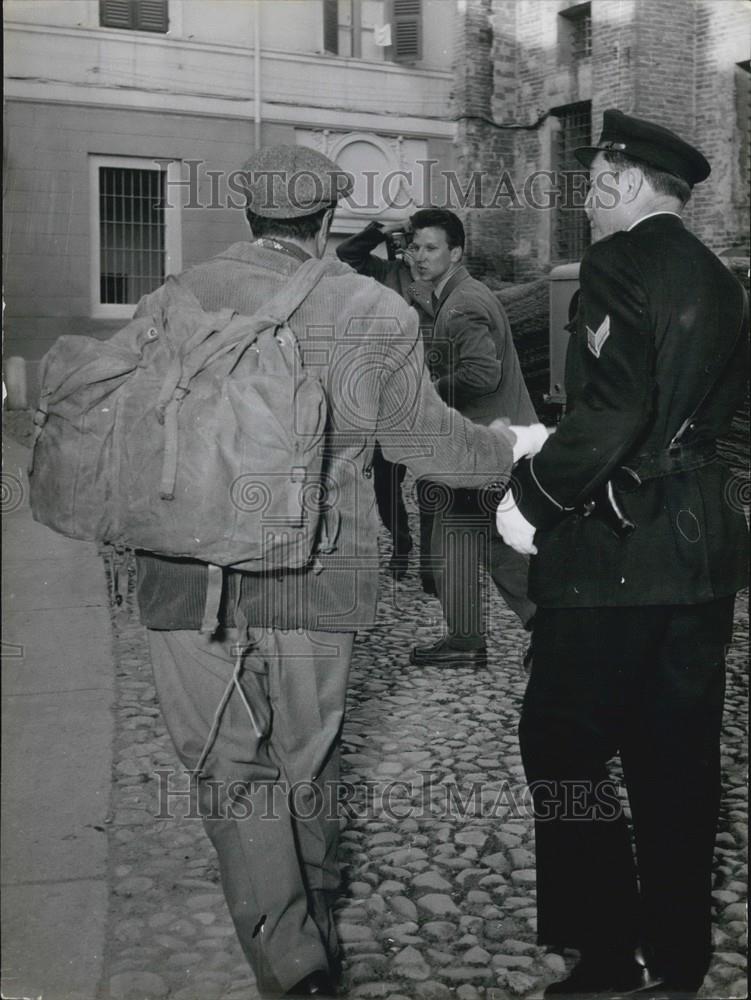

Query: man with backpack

[134,146,548,998]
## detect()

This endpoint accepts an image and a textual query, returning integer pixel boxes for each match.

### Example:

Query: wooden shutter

[136,0,169,32]
[323,0,339,53]
[391,0,422,62]
[100,0,168,33]
[99,0,134,29]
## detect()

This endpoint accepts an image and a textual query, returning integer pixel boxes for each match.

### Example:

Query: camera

[389,230,409,252]
[385,228,413,262]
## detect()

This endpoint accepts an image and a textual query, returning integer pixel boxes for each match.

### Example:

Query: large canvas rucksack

[30,257,333,576]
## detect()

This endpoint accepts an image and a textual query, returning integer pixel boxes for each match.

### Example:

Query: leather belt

[615,442,718,489]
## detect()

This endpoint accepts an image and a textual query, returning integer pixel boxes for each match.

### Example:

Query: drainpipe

[254,0,262,149]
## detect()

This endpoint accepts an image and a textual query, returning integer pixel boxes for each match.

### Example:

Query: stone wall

[691,0,751,253]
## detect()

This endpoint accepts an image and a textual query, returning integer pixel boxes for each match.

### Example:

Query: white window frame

[89,154,182,319]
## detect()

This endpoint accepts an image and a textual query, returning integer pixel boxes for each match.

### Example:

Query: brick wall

[691,0,750,252]
[590,0,638,133]
[451,0,515,279]
[463,0,751,280]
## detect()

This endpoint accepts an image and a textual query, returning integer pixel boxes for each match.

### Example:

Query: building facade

[3,0,457,395]
[4,0,750,395]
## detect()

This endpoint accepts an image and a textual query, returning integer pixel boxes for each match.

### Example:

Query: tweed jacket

[515,213,749,606]
[136,242,515,631]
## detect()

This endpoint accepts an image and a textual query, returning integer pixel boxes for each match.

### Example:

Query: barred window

[552,102,592,263]
[559,2,592,63]
[90,157,181,318]
[99,0,169,33]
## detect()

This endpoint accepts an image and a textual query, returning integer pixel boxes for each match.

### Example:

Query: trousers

[148,626,354,994]
[519,597,735,986]
[421,485,536,645]
[372,443,412,558]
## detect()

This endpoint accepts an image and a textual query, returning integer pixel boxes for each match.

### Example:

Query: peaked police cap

[575,109,711,187]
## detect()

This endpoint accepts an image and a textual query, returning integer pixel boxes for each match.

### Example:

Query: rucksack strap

[179,256,334,385]
[200,564,225,634]
[157,257,333,502]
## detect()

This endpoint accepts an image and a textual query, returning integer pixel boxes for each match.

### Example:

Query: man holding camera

[339,211,539,658]
[407,208,538,668]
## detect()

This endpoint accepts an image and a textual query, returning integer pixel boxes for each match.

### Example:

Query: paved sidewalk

[1,432,116,1000]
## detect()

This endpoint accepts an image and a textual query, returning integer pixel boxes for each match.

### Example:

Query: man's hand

[488,418,517,452]
[496,492,538,555]
[380,220,410,236]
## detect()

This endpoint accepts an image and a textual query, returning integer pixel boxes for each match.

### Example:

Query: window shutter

[100,0,168,32]
[99,0,134,29]
[323,0,339,53]
[392,0,422,62]
[136,0,169,33]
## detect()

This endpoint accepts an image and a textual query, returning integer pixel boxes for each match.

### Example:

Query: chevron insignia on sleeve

[587,315,611,358]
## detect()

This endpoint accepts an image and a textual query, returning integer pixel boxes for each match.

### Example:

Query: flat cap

[575,109,711,187]
[240,144,354,218]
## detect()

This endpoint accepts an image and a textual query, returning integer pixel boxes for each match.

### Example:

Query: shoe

[285,968,338,997]
[388,553,410,580]
[544,955,650,996]
[409,638,487,668]
[633,975,700,999]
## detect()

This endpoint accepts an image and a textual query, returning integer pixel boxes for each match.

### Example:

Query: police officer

[496,110,749,996]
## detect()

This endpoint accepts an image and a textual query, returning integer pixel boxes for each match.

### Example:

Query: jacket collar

[433,266,471,317]
[627,211,684,232]
[408,266,471,319]
[214,240,305,274]
[406,277,435,313]
[253,237,312,262]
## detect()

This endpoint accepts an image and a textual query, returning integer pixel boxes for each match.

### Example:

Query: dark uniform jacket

[429,266,537,427]
[136,241,515,631]
[515,213,749,607]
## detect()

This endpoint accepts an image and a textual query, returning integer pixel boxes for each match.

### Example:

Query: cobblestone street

[99,479,748,1000]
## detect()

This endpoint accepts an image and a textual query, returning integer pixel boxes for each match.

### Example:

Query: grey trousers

[147,626,354,994]
[430,487,536,647]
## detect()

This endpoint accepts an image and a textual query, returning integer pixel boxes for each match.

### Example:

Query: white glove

[496,492,537,555]
[509,423,552,464]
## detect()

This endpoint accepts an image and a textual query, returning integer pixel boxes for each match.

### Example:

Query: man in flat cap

[497,110,749,996]
[136,145,546,998]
